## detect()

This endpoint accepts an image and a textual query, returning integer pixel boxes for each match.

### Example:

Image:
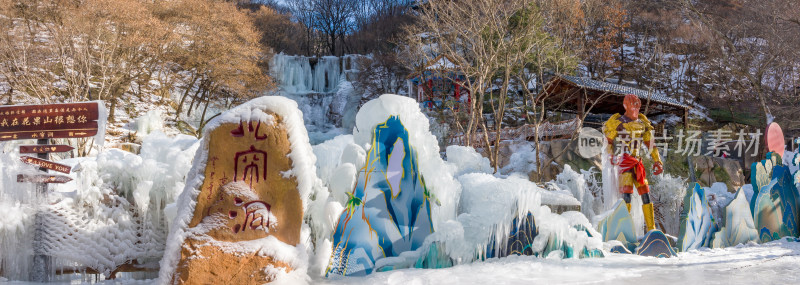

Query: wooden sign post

[19,144,75,154]
[0,101,102,282]
[20,156,72,174]
[0,102,100,141]
[17,174,73,183]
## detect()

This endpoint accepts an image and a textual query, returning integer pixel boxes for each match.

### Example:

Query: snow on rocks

[445,145,492,176]
[158,96,319,284]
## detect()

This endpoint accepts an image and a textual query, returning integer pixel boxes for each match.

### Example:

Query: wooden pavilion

[540,75,692,128]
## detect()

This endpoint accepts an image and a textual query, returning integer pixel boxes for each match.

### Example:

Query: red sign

[20,156,72,174]
[0,102,101,141]
[19,144,74,153]
[17,174,72,184]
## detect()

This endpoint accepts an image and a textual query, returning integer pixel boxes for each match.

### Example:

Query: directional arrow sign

[20,156,72,174]
[17,174,72,184]
[19,144,74,154]
[0,102,101,141]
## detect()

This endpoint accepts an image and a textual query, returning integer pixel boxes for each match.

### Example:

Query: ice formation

[499,142,538,175]
[269,54,362,144]
[48,133,198,276]
[648,173,688,236]
[456,173,603,260]
[600,150,620,213]
[456,173,545,259]
[0,131,198,281]
[312,95,604,278]
[445,145,493,176]
[270,54,356,94]
[556,165,595,219]
[135,110,165,138]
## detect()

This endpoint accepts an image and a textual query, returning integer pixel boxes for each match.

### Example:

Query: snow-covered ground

[2,240,796,284]
[317,240,800,285]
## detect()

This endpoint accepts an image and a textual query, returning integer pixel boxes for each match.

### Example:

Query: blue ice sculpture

[677,183,717,251]
[326,116,436,276]
[597,199,637,247]
[711,187,758,248]
[485,212,538,259]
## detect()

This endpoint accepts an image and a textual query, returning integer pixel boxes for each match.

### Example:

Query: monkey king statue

[603,94,664,232]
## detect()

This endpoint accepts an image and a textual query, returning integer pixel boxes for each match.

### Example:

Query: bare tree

[404,0,584,171]
[680,0,800,127]
[0,0,272,136]
[286,0,317,55]
[311,0,356,55]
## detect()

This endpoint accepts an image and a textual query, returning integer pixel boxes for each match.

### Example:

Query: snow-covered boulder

[159,96,317,284]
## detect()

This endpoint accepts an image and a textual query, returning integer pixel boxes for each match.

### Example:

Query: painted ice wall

[326,116,436,276]
[750,152,800,242]
[677,183,717,251]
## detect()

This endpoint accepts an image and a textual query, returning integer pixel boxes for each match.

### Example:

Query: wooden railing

[448,117,581,147]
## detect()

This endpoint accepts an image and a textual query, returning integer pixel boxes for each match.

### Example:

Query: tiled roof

[558,75,690,109]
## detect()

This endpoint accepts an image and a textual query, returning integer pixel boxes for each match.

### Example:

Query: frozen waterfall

[269,53,362,144]
[270,53,360,94]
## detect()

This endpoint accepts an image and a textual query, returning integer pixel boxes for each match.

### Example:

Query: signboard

[19,144,74,153]
[0,102,100,141]
[17,174,73,184]
[1,102,103,282]
[20,156,71,174]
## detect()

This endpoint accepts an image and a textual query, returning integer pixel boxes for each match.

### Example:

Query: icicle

[271,54,345,94]
[601,148,620,212]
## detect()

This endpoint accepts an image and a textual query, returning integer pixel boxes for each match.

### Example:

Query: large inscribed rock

[159,97,316,284]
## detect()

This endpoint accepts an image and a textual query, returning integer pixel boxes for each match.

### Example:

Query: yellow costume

[602,95,663,232]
